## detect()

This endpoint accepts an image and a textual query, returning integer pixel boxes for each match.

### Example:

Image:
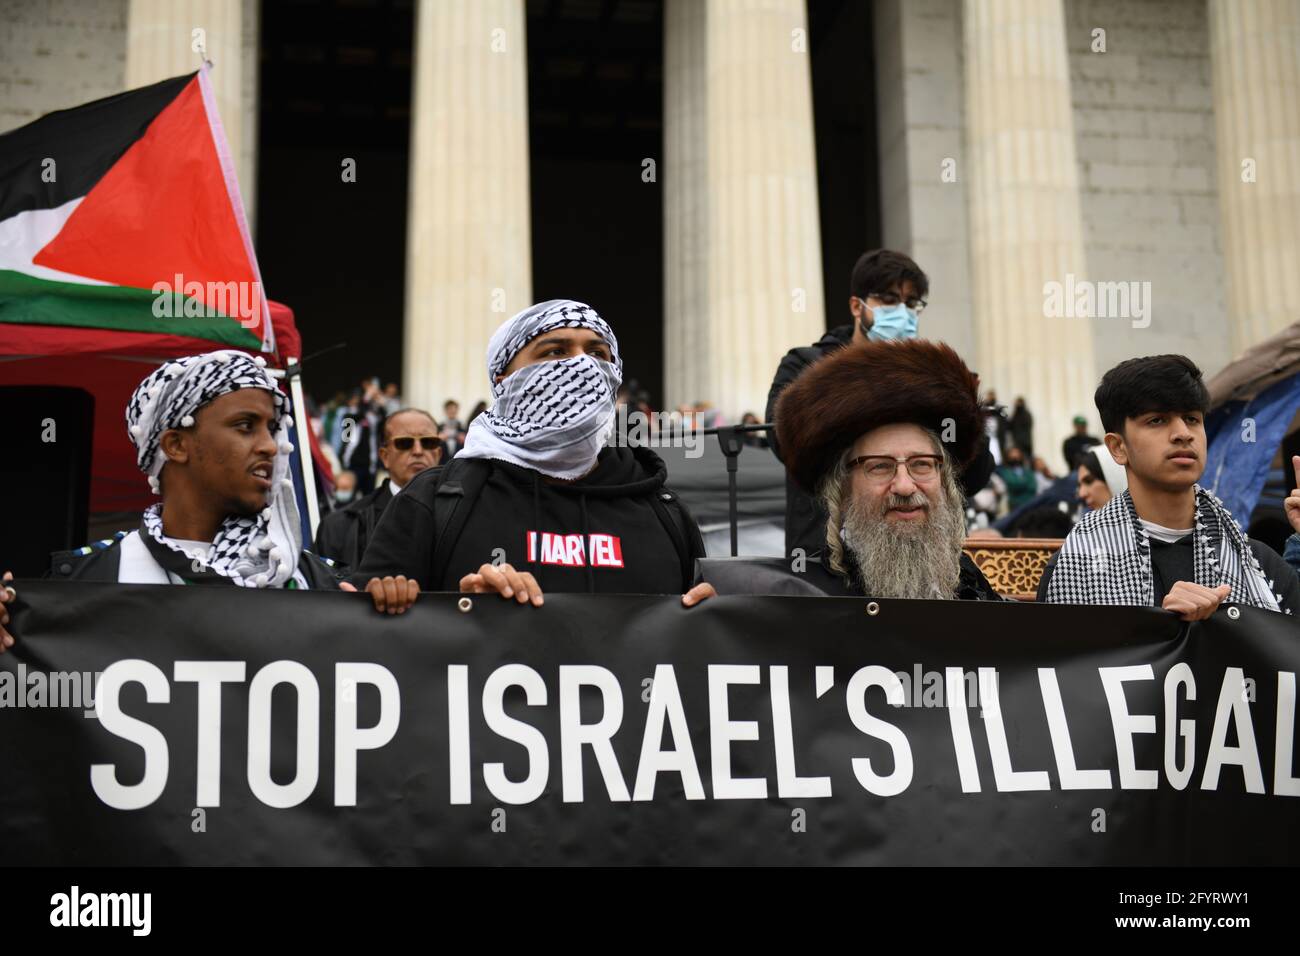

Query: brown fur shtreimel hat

[775,338,983,494]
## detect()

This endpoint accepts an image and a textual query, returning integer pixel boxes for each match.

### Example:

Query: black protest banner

[1,581,1298,865]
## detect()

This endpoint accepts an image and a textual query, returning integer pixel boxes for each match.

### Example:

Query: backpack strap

[647,488,696,592]
[299,549,349,589]
[47,530,129,580]
[430,457,492,589]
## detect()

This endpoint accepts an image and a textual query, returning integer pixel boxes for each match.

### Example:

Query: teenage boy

[1039,354,1299,619]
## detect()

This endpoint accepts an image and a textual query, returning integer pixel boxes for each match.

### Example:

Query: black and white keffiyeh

[1045,486,1283,612]
[125,350,302,588]
[458,299,623,480]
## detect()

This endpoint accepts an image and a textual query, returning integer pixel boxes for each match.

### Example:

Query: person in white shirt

[0,350,416,653]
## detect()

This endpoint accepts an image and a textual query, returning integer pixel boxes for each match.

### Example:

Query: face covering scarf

[126,350,302,588]
[458,299,624,480]
[1044,486,1283,612]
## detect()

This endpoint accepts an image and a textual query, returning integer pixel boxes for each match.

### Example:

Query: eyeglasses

[867,291,927,313]
[388,435,442,452]
[847,454,942,484]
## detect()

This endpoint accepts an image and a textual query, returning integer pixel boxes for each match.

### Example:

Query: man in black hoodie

[355,300,715,607]
[765,249,995,559]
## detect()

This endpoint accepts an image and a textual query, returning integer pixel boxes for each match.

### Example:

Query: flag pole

[285,357,322,537]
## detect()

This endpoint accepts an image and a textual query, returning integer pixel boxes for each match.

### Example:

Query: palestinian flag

[0,67,272,352]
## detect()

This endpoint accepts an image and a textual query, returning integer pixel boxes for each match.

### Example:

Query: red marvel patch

[526,531,624,568]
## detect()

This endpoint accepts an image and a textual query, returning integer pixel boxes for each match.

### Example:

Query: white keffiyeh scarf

[1045,486,1282,612]
[458,299,623,480]
[126,350,302,588]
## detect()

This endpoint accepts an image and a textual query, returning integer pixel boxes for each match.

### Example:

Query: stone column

[963,0,1096,464]
[1208,0,1300,352]
[126,0,256,223]
[873,0,976,363]
[240,0,259,230]
[404,0,532,413]
[663,0,825,421]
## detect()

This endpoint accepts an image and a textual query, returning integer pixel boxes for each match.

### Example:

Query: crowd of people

[312,383,487,498]
[4,247,1300,654]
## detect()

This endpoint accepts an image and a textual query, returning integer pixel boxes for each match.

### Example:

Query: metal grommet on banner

[1226,605,1240,620]
[457,597,473,613]
[866,601,880,616]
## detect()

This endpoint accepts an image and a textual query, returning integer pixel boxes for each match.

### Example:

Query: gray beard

[841,490,966,600]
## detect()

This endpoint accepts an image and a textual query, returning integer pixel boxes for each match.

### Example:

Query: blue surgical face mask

[335,489,355,504]
[866,303,919,341]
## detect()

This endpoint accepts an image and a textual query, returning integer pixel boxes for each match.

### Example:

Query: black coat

[48,532,346,589]
[314,480,394,569]
[1062,433,1100,471]
[765,324,996,559]
[354,446,706,594]
[697,553,1004,600]
[1008,406,1034,457]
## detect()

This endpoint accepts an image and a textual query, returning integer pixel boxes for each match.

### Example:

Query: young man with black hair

[0,351,419,654]
[1039,354,1299,619]
[765,248,995,558]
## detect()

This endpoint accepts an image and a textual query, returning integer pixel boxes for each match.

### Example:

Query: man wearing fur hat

[764,249,996,558]
[753,338,1002,600]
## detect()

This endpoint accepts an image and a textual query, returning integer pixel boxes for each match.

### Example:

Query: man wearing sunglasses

[744,337,1001,600]
[314,408,444,569]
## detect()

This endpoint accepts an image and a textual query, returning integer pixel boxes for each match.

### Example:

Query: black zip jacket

[314,480,394,569]
[48,532,346,588]
[354,446,706,593]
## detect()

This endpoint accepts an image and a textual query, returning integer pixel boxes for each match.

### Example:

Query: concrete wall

[1066,0,1231,379]
[0,0,128,135]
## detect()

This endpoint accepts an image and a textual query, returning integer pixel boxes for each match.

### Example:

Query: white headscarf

[126,350,302,588]
[1085,442,1129,496]
[457,300,623,480]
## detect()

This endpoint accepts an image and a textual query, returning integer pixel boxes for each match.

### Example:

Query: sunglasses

[388,435,442,452]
